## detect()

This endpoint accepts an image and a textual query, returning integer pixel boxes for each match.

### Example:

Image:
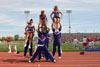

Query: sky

[0,0,100,37]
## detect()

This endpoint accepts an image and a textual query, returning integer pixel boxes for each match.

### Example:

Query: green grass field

[0,43,85,52]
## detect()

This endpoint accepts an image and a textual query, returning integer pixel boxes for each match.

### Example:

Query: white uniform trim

[38,44,44,47]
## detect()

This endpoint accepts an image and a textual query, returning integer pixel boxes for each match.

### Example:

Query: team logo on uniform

[41,35,44,39]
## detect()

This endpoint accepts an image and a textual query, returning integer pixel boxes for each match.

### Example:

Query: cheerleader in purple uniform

[24,19,35,48]
[50,5,63,32]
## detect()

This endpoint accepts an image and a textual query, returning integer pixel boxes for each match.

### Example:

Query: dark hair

[84,36,86,37]
[27,19,33,25]
[27,22,30,24]
[96,36,98,37]
[54,5,58,8]
[41,10,44,14]
[54,5,58,11]
[30,19,33,22]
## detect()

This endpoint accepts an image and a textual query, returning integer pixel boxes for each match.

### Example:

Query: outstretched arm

[25,25,28,31]
[50,11,54,19]
[59,11,63,19]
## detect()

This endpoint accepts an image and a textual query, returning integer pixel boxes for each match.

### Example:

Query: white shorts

[95,41,99,45]
[88,42,94,46]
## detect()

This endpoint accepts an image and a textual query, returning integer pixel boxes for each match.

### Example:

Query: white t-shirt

[73,39,78,42]
[83,38,87,43]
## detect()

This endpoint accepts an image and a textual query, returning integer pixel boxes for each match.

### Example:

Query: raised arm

[47,34,51,40]
[33,25,35,32]
[38,15,41,26]
[51,23,54,31]
[47,27,50,33]
[37,26,41,33]
[59,23,62,31]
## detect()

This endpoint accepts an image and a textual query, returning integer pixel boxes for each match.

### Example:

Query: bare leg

[44,24,47,33]
[29,33,33,48]
[24,32,29,47]
[56,18,60,31]
[38,20,42,27]
[53,18,57,31]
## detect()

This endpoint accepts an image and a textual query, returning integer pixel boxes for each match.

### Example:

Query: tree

[33,36,38,41]
[14,35,19,41]
[19,36,25,41]
[2,37,6,41]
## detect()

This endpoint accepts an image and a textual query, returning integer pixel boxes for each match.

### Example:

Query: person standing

[23,19,35,58]
[52,23,62,59]
[29,26,56,63]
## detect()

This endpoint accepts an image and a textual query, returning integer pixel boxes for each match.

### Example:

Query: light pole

[66,10,72,33]
[24,10,30,24]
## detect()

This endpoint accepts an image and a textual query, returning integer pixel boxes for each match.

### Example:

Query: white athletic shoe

[28,60,32,63]
[58,57,61,59]
[46,59,50,62]
[53,60,56,63]
[41,56,44,59]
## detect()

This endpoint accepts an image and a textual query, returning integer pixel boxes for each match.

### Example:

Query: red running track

[0,52,100,67]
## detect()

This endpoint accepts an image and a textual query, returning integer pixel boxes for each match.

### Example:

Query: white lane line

[0,64,100,67]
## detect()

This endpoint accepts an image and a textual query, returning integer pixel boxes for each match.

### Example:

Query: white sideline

[0,64,100,67]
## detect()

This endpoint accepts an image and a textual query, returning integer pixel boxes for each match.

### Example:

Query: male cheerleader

[52,23,62,59]
[29,26,56,63]
[41,27,51,58]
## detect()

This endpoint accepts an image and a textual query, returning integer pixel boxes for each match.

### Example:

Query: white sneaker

[46,59,50,62]
[53,60,56,63]
[58,57,61,59]
[28,60,31,63]
[41,56,44,59]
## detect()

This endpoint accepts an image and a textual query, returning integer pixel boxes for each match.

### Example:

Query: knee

[29,37,32,40]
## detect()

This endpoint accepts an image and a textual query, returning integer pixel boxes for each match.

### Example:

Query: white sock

[58,56,61,59]
[29,45,31,48]
[24,44,26,47]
